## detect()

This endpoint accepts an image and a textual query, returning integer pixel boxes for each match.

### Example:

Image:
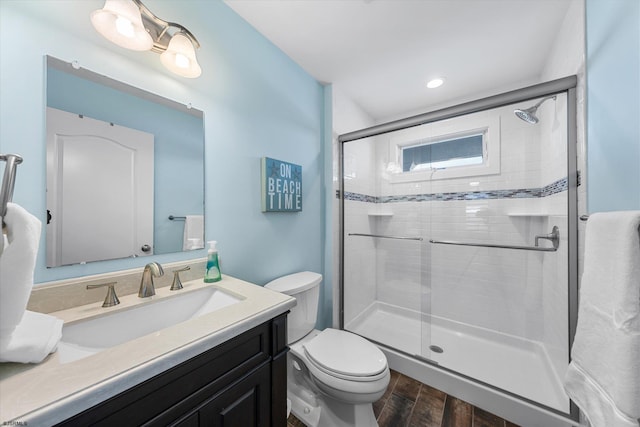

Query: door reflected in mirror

[45,56,205,268]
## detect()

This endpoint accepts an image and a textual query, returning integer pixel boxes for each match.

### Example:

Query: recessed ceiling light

[427,78,444,89]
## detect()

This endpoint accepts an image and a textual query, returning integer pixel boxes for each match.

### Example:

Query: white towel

[0,203,42,338]
[182,215,204,250]
[0,310,63,363]
[564,211,640,427]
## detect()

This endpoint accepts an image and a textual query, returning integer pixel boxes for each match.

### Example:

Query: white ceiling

[224,0,574,121]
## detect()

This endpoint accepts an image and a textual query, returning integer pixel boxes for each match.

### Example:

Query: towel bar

[429,239,558,252]
[430,226,559,252]
[348,232,423,241]
[1,154,23,222]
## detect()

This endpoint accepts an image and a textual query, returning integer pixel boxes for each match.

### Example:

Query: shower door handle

[535,226,560,249]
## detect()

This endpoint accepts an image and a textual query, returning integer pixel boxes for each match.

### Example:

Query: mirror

[45,56,205,267]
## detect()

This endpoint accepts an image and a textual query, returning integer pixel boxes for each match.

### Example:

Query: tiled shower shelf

[507,213,563,217]
[368,212,393,217]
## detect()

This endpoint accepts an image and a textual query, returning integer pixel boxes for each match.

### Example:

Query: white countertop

[0,275,295,426]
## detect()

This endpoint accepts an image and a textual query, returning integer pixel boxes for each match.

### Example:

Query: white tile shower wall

[374,202,427,313]
[429,198,547,337]
[343,200,377,325]
[361,194,564,339]
[542,195,570,383]
[535,91,569,192]
[363,96,572,343]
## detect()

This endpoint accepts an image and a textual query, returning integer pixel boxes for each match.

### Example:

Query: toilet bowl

[265,272,390,427]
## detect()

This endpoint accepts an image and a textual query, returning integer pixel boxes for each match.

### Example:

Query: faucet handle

[87,281,120,307]
[170,266,191,291]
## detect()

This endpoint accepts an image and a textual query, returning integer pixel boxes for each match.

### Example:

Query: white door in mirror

[46,107,154,267]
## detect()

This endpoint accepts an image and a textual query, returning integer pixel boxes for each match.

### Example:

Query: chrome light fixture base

[133,0,200,53]
[91,0,202,78]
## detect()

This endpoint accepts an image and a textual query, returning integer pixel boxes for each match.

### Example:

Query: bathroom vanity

[0,274,295,426]
[58,313,288,426]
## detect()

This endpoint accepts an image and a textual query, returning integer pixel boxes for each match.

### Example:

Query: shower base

[345,301,570,414]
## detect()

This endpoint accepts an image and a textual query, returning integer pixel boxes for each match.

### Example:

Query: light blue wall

[47,67,204,254]
[586,0,640,212]
[0,0,328,323]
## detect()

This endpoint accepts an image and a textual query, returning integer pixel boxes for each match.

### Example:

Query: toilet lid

[303,329,387,378]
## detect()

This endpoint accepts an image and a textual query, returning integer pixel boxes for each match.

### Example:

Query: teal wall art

[261,157,302,212]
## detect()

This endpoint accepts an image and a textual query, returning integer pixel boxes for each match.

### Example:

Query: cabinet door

[198,363,271,427]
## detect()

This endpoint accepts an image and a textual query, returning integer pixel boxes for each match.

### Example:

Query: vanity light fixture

[91,0,202,78]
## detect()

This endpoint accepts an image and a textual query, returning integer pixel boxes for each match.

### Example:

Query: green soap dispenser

[204,240,222,282]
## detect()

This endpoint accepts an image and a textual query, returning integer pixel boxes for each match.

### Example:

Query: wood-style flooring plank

[408,384,446,427]
[473,406,506,427]
[377,393,415,427]
[394,374,422,402]
[441,396,472,427]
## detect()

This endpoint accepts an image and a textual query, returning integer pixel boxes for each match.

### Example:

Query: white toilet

[265,271,390,427]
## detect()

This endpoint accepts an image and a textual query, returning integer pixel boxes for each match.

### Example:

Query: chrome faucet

[139,262,164,297]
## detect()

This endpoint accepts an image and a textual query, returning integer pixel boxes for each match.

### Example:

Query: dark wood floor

[287,369,521,427]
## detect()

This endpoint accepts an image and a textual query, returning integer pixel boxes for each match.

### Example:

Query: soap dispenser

[204,240,222,283]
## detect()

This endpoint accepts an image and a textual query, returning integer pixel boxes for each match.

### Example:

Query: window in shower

[401,133,484,172]
[388,113,501,183]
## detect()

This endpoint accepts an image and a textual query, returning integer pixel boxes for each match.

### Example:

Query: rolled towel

[0,203,42,339]
[0,310,63,363]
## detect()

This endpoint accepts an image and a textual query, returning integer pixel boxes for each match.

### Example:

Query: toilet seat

[303,329,387,382]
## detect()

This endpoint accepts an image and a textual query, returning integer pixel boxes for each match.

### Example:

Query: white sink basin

[57,286,242,363]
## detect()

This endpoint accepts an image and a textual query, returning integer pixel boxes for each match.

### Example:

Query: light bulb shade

[160,32,202,78]
[91,0,153,51]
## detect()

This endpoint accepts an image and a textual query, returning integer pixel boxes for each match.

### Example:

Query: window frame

[400,132,485,172]
[387,114,501,183]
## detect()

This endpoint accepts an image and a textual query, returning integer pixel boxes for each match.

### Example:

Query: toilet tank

[265,272,322,343]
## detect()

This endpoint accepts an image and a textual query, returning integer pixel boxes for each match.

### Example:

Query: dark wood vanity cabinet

[56,313,288,427]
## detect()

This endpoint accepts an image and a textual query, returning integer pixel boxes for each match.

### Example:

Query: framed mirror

[45,56,205,267]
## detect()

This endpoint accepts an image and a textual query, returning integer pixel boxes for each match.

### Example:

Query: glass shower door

[423,95,571,413]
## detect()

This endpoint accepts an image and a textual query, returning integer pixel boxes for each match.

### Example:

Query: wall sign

[261,157,302,212]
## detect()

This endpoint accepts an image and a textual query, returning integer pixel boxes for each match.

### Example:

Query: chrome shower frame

[338,75,579,424]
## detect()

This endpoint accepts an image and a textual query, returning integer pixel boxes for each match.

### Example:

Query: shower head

[514,95,557,124]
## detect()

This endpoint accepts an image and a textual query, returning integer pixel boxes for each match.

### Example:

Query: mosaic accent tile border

[344,193,377,203]
[344,176,568,203]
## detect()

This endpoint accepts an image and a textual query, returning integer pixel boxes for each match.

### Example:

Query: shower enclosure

[339,77,578,424]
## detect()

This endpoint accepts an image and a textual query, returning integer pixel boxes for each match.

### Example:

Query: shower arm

[531,95,557,110]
